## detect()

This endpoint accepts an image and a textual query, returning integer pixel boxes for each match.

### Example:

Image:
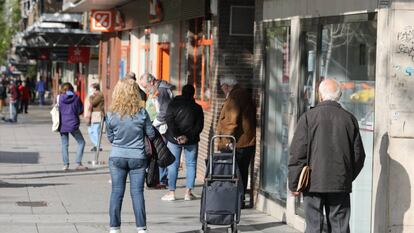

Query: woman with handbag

[105,79,155,233]
[58,82,87,171]
[87,83,105,151]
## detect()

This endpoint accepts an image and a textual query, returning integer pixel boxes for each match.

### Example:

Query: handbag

[296,115,311,192]
[151,127,175,168]
[145,148,159,187]
[50,95,60,132]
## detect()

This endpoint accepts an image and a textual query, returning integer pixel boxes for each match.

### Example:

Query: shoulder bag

[50,95,60,132]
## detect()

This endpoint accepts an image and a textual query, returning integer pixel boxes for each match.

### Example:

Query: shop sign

[90,10,114,32]
[68,47,90,64]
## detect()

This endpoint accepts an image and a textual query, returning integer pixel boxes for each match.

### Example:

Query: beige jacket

[216,85,256,150]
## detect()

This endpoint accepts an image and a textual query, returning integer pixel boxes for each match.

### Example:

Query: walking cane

[92,115,105,166]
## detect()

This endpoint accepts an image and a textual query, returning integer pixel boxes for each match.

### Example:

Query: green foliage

[27,65,37,78]
[0,0,21,65]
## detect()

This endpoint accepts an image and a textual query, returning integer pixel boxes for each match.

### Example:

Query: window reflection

[262,24,290,202]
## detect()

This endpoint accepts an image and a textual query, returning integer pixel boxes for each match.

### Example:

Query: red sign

[39,49,49,60]
[68,47,90,64]
[90,10,114,32]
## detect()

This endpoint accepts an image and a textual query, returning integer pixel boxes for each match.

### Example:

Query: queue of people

[1,72,364,233]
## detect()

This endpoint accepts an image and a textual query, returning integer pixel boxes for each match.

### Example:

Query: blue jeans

[166,142,198,190]
[109,157,147,230]
[10,102,18,122]
[38,91,45,105]
[60,129,85,165]
[88,123,100,147]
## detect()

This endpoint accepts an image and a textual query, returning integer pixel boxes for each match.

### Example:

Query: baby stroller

[200,135,243,233]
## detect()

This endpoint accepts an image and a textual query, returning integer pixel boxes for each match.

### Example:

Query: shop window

[187,18,212,109]
[119,31,130,80]
[262,23,290,203]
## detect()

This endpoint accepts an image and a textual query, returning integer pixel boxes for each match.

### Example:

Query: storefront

[256,1,379,231]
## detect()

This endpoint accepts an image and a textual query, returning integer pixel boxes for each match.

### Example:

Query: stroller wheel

[230,223,238,233]
[202,223,210,233]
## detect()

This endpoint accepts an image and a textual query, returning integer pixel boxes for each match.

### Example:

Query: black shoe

[90,147,97,152]
[99,148,103,151]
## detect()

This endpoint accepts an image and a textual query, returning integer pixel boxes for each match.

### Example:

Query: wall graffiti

[396,26,414,61]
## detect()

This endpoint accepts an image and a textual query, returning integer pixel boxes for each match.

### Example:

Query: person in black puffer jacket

[161,84,204,201]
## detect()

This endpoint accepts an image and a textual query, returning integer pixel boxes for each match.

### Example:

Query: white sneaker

[109,229,121,233]
[137,230,147,233]
[62,165,69,172]
[161,193,176,201]
[184,193,196,201]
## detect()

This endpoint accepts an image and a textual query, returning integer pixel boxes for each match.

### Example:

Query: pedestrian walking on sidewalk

[18,80,30,114]
[6,80,19,123]
[288,79,366,233]
[161,84,204,201]
[58,82,87,171]
[87,83,105,152]
[0,79,6,117]
[216,75,256,206]
[139,72,173,189]
[35,77,46,105]
[106,79,156,233]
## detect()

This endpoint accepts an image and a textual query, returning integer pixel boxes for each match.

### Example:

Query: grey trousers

[303,192,350,233]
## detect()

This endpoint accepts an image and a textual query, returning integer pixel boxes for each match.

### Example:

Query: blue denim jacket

[106,108,155,159]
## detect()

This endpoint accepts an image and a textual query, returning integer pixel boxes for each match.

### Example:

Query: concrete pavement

[0,105,300,233]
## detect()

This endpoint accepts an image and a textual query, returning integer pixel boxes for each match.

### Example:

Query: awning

[63,0,132,13]
[23,27,101,48]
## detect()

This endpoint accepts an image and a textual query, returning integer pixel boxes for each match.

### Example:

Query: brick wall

[196,0,260,204]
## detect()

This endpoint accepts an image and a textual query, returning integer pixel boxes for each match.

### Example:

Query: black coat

[288,101,365,193]
[165,95,204,145]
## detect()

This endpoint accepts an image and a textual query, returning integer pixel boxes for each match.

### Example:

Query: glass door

[296,17,376,233]
[262,23,290,202]
[319,21,376,233]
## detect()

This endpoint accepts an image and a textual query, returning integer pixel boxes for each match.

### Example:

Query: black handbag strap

[305,114,311,166]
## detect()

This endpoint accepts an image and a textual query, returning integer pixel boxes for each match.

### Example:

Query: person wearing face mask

[18,80,30,114]
[139,73,174,189]
[87,83,105,152]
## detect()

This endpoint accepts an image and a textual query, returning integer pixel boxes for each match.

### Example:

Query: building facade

[254,0,414,232]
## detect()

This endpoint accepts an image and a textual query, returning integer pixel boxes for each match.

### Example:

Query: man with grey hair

[216,75,256,207]
[139,72,174,189]
[288,79,365,233]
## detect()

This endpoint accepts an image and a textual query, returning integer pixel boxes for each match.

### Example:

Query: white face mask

[88,88,95,96]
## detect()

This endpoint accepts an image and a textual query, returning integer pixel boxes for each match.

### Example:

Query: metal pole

[92,115,105,166]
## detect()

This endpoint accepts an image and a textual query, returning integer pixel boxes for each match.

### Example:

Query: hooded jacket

[146,80,173,122]
[59,93,83,133]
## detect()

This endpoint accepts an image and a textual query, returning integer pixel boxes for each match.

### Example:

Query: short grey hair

[220,75,238,86]
[319,79,342,101]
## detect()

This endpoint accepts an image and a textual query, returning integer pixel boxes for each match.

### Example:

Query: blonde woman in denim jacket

[106,79,155,233]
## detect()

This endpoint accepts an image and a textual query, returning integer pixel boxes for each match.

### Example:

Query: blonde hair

[110,79,145,117]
